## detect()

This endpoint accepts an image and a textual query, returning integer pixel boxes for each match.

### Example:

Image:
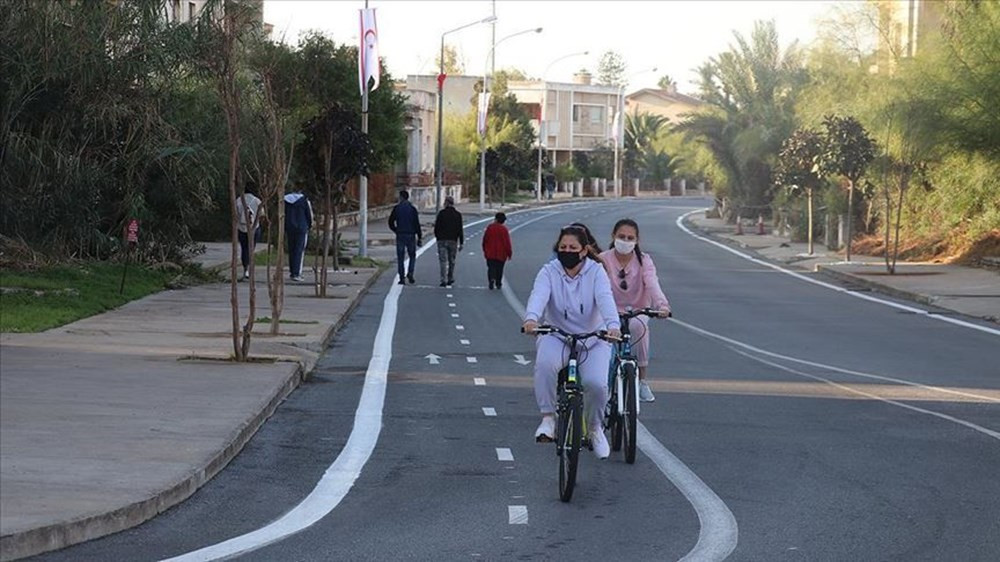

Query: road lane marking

[639,424,738,562]
[448,303,456,308]
[460,339,471,345]
[676,209,1000,338]
[474,377,486,386]
[163,206,591,561]
[447,294,453,298]
[456,325,465,330]
[496,448,514,461]
[483,407,497,416]
[467,356,478,363]
[508,505,528,525]
[451,313,459,318]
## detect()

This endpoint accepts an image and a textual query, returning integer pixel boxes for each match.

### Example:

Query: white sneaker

[639,382,656,402]
[242,270,249,280]
[291,275,304,282]
[534,416,555,442]
[591,427,610,459]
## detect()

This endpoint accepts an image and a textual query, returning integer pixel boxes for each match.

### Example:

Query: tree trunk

[890,167,910,275]
[845,178,855,262]
[806,187,814,256]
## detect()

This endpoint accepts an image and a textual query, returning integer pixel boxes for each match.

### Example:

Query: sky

[264,0,838,93]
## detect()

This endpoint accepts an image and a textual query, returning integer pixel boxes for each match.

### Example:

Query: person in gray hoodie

[284,191,313,282]
[522,225,621,460]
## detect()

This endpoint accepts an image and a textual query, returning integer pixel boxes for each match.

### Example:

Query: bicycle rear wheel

[558,394,582,502]
[623,363,638,464]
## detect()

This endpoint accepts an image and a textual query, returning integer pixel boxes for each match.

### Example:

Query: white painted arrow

[425,353,441,365]
[513,354,531,366]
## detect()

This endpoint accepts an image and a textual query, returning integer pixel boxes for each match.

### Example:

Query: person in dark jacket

[482,212,513,290]
[433,195,464,287]
[388,190,422,285]
[284,190,313,282]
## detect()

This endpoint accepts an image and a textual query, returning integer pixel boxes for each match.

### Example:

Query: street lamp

[435,15,497,213]
[536,50,588,202]
[479,26,543,212]
[613,66,656,197]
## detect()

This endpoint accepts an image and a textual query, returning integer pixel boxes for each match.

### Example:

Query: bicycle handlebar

[620,307,672,320]
[521,325,616,342]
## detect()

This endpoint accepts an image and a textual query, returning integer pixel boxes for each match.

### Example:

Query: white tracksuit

[524,259,621,429]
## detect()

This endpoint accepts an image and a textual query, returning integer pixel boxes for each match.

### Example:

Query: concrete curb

[813,264,936,307]
[0,269,384,561]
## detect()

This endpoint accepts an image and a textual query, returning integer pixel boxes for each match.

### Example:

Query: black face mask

[557,251,583,269]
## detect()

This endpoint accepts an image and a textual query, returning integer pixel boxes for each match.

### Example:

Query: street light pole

[479,26,542,212]
[536,50,588,202]
[435,16,496,214]
[612,66,656,198]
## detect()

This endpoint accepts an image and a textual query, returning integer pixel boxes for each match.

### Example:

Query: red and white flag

[358,8,380,95]
[477,92,491,137]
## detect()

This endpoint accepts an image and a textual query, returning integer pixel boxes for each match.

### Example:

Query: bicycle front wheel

[623,363,638,464]
[609,372,623,452]
[558,394,583,502]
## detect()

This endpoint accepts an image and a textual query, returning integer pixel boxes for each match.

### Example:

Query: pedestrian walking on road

[235,184,264,281]
[521,225,621,460]
[545,173,555,200]
[482,212,512,290]
[598,218,672,402]
[433,195,464,287]
[388,190,422,285]
[284,190,312,282]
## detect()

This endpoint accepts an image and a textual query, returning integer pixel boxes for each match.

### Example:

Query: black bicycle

[606,308,665,464]
[524,325,610,502]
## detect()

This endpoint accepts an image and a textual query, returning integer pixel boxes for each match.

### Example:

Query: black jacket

[433,206,464,244]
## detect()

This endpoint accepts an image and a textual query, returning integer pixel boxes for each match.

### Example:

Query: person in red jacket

[482,212,513,290]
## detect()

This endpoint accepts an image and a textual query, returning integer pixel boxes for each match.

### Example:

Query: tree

[657,75,677,90]
[435,44,464,75]
[819,114,876,262]
[675,20,806,215]
[775,128,824,254]
[597,50,627,87]
[624,112,669,182]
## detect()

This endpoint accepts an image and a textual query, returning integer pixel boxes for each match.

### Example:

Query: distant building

[404,74,481,119]
[507,72,620,166]
[625,84,704,124]
[161,0,268,32]
[873,0,948,72]
[396,85,437,176]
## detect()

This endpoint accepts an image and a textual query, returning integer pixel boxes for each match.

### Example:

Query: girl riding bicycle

[598,218,672,402]
[522,225,621,459]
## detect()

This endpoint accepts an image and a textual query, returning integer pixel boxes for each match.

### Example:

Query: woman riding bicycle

[522,225,621,459]
[598,218,672,402]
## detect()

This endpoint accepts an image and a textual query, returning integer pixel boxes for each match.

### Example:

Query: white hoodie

[524,258,621,334]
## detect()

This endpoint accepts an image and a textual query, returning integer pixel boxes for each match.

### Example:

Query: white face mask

[614,238,636,255]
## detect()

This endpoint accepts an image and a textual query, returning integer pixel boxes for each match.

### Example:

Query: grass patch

[349,255,386,269]
[1,262,181,332]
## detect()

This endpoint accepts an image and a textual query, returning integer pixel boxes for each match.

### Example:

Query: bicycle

[605,307,666,464]
[523,325,612,502]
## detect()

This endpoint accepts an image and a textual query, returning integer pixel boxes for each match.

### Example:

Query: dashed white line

[460,339,471,345]
[448,303,456,308]
[446,293,453,298]
[496,448,514,461]
[482,407,497,416]
[508,505,528,525]
[451,313,459,318]
[474,377,486,386]
[456,325,465,330]
[466,356,478,363]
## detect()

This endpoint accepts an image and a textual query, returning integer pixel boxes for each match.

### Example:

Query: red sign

[126,219,139,244]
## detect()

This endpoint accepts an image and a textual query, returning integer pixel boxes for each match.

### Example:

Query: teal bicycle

[606,307,664,464]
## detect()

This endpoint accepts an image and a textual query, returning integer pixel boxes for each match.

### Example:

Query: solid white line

[727,347,1000,441]
[467,356,478,363]
[670,317,1000,404]
[496,448,514,461]
[676,209,1000,337]
[474,377,486,386]
[483,407,497,417]
[164,206,582,560]
[639,424,738,562]
[508,505,528,525]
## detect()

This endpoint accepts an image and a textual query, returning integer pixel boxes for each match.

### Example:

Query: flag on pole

[477,92,491,137]
[358,8,380,95]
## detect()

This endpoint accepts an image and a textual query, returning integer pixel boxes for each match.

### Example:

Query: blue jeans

[396,234,417,280]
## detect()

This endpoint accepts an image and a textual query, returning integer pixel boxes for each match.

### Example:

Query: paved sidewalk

[686,212,1000,324]
[0,251,381,560]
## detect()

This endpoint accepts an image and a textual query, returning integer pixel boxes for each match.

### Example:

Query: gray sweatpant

[437,240,458,283]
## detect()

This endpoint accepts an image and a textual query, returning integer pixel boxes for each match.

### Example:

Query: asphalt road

[36,198,1000,561]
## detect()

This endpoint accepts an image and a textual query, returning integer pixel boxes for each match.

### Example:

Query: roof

[626,88,704,107]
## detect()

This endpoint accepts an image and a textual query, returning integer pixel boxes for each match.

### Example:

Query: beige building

[625,85,704,124]
[874,0,948,72]
[404,74,481,119]
[507,72,619,166]
[396,87,437,176]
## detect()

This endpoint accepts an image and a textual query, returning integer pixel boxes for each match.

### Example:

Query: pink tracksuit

[524,258,621,429]
[598,249,671,367]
